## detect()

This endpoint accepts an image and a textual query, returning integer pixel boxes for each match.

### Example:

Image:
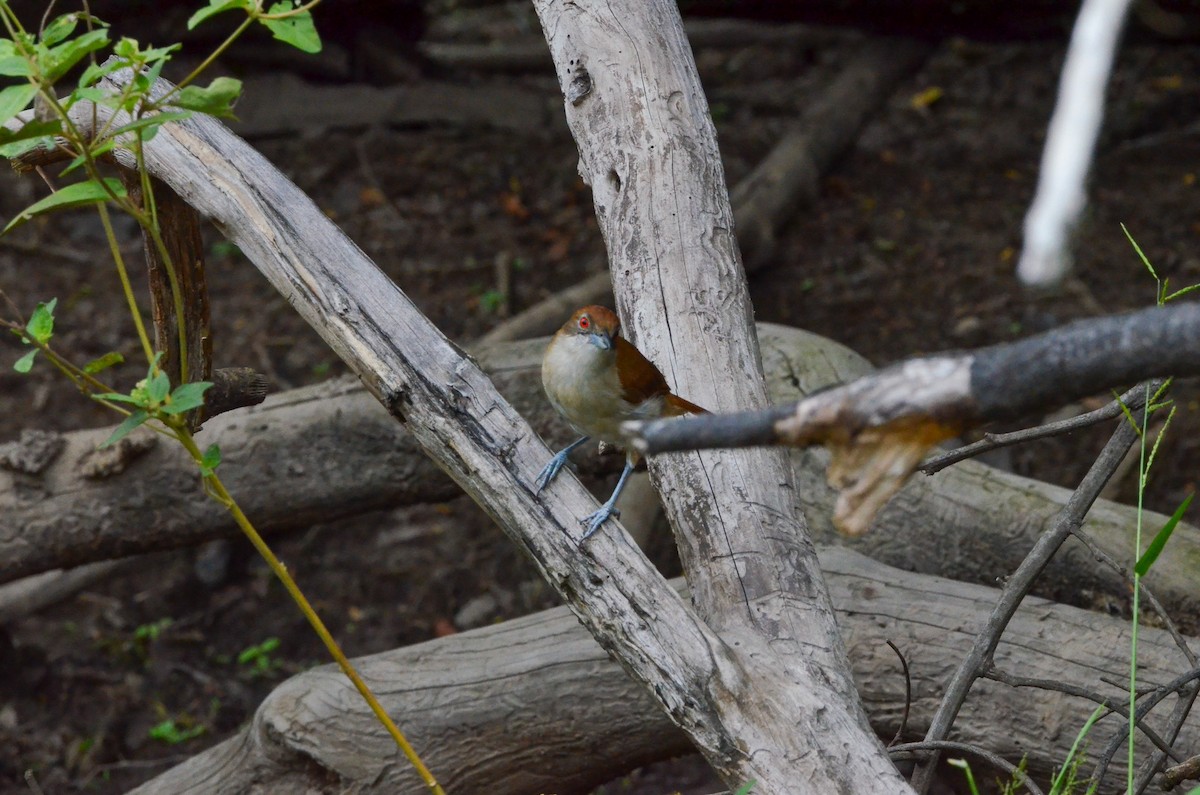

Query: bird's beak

[588,331,614,351]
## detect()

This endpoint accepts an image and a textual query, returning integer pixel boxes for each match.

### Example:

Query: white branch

[1018,0,1134,286]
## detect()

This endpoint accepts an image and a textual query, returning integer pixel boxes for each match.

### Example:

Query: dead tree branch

[534,1,912,788]
[627,303,1200,535]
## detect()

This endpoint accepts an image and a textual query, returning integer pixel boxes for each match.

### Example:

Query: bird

[536,305,706,538]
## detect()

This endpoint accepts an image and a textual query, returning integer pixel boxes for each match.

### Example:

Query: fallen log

[4,325,1199,621]
[127,547,1198,794]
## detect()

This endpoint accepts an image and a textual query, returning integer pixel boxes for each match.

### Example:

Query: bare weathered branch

[535,0,911,789]
[627,304,1200,534]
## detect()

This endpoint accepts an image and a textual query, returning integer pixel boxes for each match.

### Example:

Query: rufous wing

[613,337,708,415]
[664,393,707,416]
[613,336,671,405]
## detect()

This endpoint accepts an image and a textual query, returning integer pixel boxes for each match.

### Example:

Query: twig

[982,666,1180,760]
[886,640,912,748]
[889,740,1045,795]
[1161,752,1200,790]
[1134,680,1199,794]
[920,384,1146,475]
[628,310,1199,458]
[910,404,1146,793]
[1092,664,1200,784]
[1070,528,1196,667]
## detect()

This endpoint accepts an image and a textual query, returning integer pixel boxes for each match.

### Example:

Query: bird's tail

[664,393,707,416]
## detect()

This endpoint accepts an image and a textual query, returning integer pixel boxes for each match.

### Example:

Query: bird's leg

[535,436,590,492]
[580,458,635,540]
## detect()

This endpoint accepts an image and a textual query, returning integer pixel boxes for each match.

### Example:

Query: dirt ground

[2,3,1200,793]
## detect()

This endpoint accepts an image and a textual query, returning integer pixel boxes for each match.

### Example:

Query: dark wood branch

[920,384,1146,475]
[627,304,1200,534]
[120,172,212,397]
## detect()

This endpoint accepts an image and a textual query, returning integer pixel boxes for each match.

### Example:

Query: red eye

[578,316,590,330]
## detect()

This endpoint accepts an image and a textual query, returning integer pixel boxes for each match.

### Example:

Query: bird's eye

[578,316,590,330]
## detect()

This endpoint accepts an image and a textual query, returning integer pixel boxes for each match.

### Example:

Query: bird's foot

[535,450,571,492]
[580,504,620,541]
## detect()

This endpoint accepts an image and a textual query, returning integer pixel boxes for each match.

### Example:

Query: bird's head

[557,305,619,352]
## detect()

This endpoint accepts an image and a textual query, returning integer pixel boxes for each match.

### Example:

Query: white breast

[542,335,652,443]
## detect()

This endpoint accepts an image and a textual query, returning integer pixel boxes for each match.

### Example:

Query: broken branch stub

[626,302,1200,536]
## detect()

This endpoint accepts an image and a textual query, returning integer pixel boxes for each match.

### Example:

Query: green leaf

[0,117,60,160]
[25,297,56,343]
[100,408,149,448]
[13,349,37,373]
[262,3,322,54]
[0,117,61,146]
[188,0,248,30]
[200,443,221,476]
[0,83,37,127]
[162,380,212,415]
[1121,222,1156,283]
[1164,282,1200,303]
[0,56,33,77]
[43,28,110,82]
[59,137,116,177]
[83,351,124,374]
[145,369,171,405]
[77,58,125,89]
[41,14,80,47]
[3,177,127,235]
[67,85,108,106]
[1135,492,1193,577]
[171,76,242,118]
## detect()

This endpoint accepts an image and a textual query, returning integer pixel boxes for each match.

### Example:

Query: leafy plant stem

[95,200,155,364]
[166,15,254,97]
[172,429,445,794]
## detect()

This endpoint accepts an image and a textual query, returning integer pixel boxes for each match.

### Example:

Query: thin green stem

[165,15,253,97]
[1129,383,1150,792]
[257,0,324,20]
[172,429,445,794]
[95,201,155,364]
